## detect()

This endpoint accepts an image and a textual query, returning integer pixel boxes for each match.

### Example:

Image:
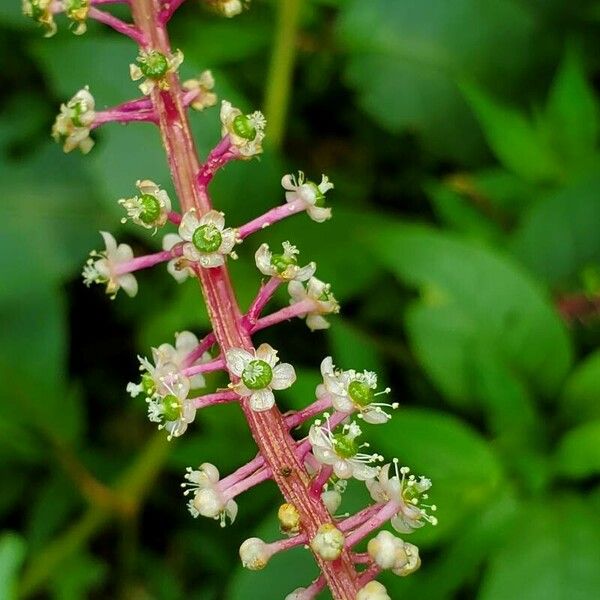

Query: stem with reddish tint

[128,1,360,597]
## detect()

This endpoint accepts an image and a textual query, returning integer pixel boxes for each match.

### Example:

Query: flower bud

[367,530,399,570]
[310,523,345,561]
[356,581,391,600]
[321,490,342,515]
[239,537,270,570]
[392,542,421,577]
[192,488,223,518]
[278,503,301,535]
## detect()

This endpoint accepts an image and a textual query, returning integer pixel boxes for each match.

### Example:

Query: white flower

[22,0,56,37]
[220,100,266,158]
[82,231,137,299]
[145,373,196,440]
[317,357,397,424]
[178,209,238,268]
[182,70,218,111]
[367,530,420,576]
[52,87,95,154]
[226,344,296,412]
[308,419,382,481]
[130,49,184,95]
[119,180,172,230]
[255,242,316,282]
[310,524,345,561]
[366,461,438,533]
[181,463,238,527]
[356,581,391,600]
[162,233,192,283]
[65,0,89,35]
[281,172,333,223]
[288,277,340,331]
[239,537,271,570]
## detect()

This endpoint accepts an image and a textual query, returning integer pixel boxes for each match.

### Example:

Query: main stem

[129,2,360,597]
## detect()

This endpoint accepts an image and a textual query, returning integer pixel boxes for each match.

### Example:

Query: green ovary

[192,224,222,253]
[242,360,273,390]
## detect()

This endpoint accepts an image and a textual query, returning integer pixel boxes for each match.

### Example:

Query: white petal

[307,205,332,223]
[362,409,390,425]
[183,244,202,262]
[199,209,225,231]
[351,462,379,481]
[331,394,353,413]
[167,259,189,283]
[115,243,134,263]
[255,243,273,275]
[333,460,353,479]
[162,233,183,251]
[249,389,275,412]
[175,331,198,354]
[313,446,337,467]
[294,262,316,282]
[307,315,330,331]
[189,374,206,389]
[219,228,237,254]
[226,348,253,376]
[255,343,278,366]
[271,363,296,390]
[100,231,117,255]
[199,253,225,268]
[179,210,200,241]
[137,179,159,196]
[119,274,138,297]
[288,280,307,304]
[281,174,296,191]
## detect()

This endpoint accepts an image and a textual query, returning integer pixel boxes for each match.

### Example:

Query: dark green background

[1,0,600,598]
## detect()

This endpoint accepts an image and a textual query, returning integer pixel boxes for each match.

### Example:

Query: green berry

[348,380,374,407]
[192,224,222,253]
[308,182,326,207]
[138,194,161,224]
[242,360,273,390]
[232,114,257,141]
[333,433,358,459]
[162,394,181,422]
[139,51,169,80]
[271,253,297,274]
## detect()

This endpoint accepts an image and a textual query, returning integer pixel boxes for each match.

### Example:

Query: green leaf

[480,496,600,600]
[460,81,560,183]
[561,350,600,424]
[0,533,26,600]
[370,224,572,407]
[49,551,106,600]
[327,318,383,374]
[555,420,600,479]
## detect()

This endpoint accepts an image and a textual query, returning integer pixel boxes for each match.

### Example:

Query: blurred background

[1,0,600,598]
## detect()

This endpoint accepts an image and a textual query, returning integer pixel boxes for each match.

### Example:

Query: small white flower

[366,461,438,533]
[226,343,296,412]
[22,0,56,37]
[182,70,218,111]
[65,0,89,35]
[317,357,397,424]
[130,49,184,95]
[255,242,316,282]
[52,87,95,154]
[308,419,382,481]
[162,233,192,283]
[220,100,266,158]
[367,530,420,576]
[181,463,238,527]
[356,581,391,600]
[288,277,340,331]
[310,523,345,561]
[178,209,238,268]
[239,537,271,570]
[119,180,172,230]
[281,171,333,223]
[82,231,137,299]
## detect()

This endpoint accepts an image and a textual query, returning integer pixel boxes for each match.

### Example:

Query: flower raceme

[34,1,440,595]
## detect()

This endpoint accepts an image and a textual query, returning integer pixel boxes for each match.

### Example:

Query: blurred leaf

[480,496,600,600]
[511,175,600,284]
[49,551,106,600]
[555,420,600,479]
[0,533,26,600]
[327,318,383,373]
[561,350,600,424]
[370,224,572,407]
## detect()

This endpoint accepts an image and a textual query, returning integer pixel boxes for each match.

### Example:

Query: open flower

[282,172,333,223]
[220,100,266,158]
[162,233,192,283]
[308,419,382,481]
[317,357,397,424]
[226,344,296,412]
[130,49,184,95]
[255,242,316,282]
[366,461,438,533]
[52,87,95,154]
[178,209,238,268]
[181,463,238,527]
[22,0,56,37]
[82,231,137,299]
[288,277,339,331]
[65,0,89,35]
[183,70,218,111]
[119,180,172,231]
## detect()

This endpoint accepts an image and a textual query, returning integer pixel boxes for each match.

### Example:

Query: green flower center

[232,114,257,141]
[140,51,169,80]
[67,0,87,13]
[318,289,332,302]
[348,380,374,407]
[192,224,222,253]
[271,253,297,274]
[241,359,273,390]
[308,182,326,207]
[141,373,155,395]
[162,394,182,422]
[333,433,358,459]
[138,194,161,224]
[70,101,86,127]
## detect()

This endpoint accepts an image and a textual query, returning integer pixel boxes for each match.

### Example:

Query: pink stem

[344,501,399,549]
[197,137,236,187]
[338,504,383,533]
[115,247,181,275]
[92,108,157,128]
[159,0,187,23]
[88,7,145,44]
[190,390,238,410]
[221,466,272,500]
[182,333,217,367]
[110,97,153,112]
[237,199,306,240]
[244,278,281,326]
[181,357,225,378]
[168,211,182,225]
[286,395,333,429]
[352,553,372,565]
[92,0,129,4]
[267,532,308,555]
[296,576,327,600]
[356,564,382,589]
[310,465,333,497]
[219,454,265,489]
[250,300,316,333]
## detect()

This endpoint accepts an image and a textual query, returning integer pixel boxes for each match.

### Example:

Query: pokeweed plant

[24,0,437,598]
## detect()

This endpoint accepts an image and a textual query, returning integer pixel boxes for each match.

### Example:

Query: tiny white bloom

[181,463,238,527]
[119,180,172,231]
[82,231,137,299]
[220,100,266,158]
[226,343,296,412]
[367,530,420,576]
[317,357,397,424]
[288,277,340,331]
[130,49,184,95]
[366,461,438,533]
[65,0,89,35]
[255,242,316,282]
[239,537,271,570]
[178,208,238,268]
[308,419,382,481]
[281,171,333,223]
[182,70,218,111]
[52,87,95,154]
[162,233,192,283]
[310,523,345,561]
[356,581,391,600]
[22,0,56,37]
